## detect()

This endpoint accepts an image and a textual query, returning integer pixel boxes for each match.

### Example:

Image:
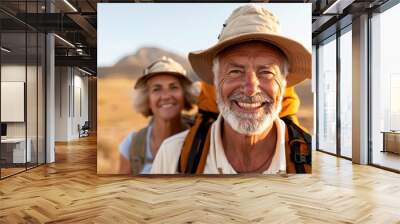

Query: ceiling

[0,0,394,75]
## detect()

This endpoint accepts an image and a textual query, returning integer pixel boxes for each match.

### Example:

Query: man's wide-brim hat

[188,4,311,87]
[135,56,191,89]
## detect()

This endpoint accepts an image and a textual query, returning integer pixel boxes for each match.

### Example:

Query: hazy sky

[98,3,311,67]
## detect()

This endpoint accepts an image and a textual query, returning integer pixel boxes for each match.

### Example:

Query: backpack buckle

[294,151,309,163]
[289,139,311,164]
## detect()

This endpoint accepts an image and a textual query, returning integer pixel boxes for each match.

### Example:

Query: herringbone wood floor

[1,135,400,223]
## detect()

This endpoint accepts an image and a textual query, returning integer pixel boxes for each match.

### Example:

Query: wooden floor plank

[0,135,400,223]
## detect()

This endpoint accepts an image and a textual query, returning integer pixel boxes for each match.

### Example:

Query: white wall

[72,73,89,138]
[55,66,70,141]
[1,65,36,138]
[54,67,89,141]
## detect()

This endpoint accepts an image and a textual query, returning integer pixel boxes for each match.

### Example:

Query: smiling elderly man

[151,4,312,174]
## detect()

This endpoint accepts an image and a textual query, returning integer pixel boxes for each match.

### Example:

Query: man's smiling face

[214,41,287,135]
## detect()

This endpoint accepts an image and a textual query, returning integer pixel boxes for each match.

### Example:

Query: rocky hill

[98,47,198,81]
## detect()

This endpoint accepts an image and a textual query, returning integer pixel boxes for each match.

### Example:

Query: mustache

[228,90,273,104]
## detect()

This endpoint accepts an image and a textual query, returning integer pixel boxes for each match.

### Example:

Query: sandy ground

[97,76,314,174]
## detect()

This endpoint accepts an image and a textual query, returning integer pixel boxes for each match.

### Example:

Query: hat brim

[188,32,311,87]
[134,72,192,89]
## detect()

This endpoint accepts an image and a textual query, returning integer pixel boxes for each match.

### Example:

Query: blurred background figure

[118,57,197,174]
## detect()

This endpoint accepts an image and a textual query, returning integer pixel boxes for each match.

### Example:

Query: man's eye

[259,71,275,79]
[229,69,243,76]
[152,88,160,92]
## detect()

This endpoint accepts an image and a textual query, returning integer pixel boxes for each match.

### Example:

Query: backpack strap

[129,126,149,175]
[179,114,312,174]
[282,116,312,173]
[178,110,218,174]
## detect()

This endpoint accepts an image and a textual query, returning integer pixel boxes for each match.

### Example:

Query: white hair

[212,56,286,135]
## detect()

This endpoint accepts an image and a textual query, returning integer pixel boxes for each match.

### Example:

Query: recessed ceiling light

[63,0,78,12]
[78,67,93,76]
[54,34,75,48]
[1,47,11,53]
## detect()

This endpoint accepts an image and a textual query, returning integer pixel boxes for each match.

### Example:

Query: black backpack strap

[178,110,218,174]
[282,116,312,173]
[186,117,213,173]
[179,113,311,174]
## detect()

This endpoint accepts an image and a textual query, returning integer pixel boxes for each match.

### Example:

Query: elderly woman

[119,56,197,174]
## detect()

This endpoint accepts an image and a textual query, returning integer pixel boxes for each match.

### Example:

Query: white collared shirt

[151,115,286,174]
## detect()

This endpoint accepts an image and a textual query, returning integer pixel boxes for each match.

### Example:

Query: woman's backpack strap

[129,126,149,175]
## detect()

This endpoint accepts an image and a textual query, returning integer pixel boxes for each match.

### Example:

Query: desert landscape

[97,76,148,174]
[97,47,314,174]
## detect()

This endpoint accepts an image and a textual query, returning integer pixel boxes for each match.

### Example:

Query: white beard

[216,89,283,136]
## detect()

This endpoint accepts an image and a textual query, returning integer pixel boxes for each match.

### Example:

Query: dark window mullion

[0,26,2,179]
[25,0,28,171]
[367,10,373,165]
[336,29,341,157]
[36,2,39,167]
[316,44,320,151]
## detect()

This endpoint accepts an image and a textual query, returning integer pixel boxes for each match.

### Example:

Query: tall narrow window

[339,28,352,158]
[371,3,400,171]
[317,36,337,154]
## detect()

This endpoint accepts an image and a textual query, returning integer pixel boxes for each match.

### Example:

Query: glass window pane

[27,31,38,169]
[1,1,46,179]
[26,0,39,169]
[38,33,45,165]
[1,30,27,177]
[318,36,337,154]
[340,29,352,158]
[371,4,400,171]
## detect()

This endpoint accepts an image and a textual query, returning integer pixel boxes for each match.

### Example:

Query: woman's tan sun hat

[188,4,311,87]
[135,56,191,89]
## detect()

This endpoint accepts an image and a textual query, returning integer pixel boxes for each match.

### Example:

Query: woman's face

[147,74,185,120]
